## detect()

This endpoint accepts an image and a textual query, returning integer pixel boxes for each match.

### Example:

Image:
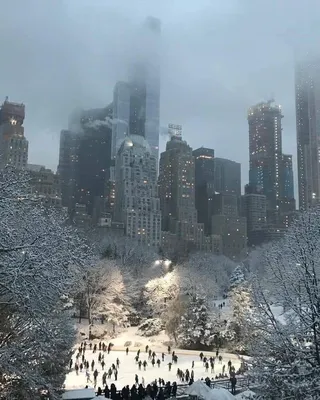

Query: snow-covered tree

[248,209,320,399]
[230,265,245,289]
[176,293,220,349]
[0,167,94,399]
[78,260,131,332]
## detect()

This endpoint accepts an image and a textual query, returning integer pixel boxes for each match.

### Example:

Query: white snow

[235,390,256,399]
[185,380,236,399]
[65,326,241,390]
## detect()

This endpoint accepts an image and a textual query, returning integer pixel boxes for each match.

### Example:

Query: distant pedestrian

[116,358,120,368]
[168,345,171,354]
[145,345,149,353]
[162,352,165,361]
[168,362,172,371]
[135,374,139,384]
[126,347,129,355]
[157,359,161,368]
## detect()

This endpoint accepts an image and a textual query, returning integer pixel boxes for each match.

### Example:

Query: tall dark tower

[248,100,283,213]
[296,57,320,210]
[193,147,215,233]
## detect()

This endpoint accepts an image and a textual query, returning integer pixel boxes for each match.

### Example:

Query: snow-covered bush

[0,167,95,399]
[137,318,164,337]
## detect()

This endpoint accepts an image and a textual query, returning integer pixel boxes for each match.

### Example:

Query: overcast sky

[1,0,319,195]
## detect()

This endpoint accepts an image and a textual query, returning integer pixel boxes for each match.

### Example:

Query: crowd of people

[69,341,242,398]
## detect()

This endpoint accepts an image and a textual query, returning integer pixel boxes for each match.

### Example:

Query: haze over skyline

[1,0,319,196]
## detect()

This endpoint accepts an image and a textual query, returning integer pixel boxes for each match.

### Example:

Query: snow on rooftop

[235,390,256,399]
[62,388,96,400]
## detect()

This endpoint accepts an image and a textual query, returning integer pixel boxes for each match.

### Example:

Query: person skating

[116,358,120,368]
[86,360,89,370]
[138,360,142,370]
[69,359,73,369]
[135,355,139,363]
[157,359,161,368]
[89,342,92,350]
[167,345,171,354]
[168,362,172,371]
[126,347,129,355]
[98,352,102,363]
[102,371,107,386]
[143,360,148,371]
[216,349,219,357]
[219,355,222,363]
[91,360,95,371]
[145,345,149,353]
[161,352,165,362]
[112,363,116,371]
[85,370,91,383]
[185,369,190,381]
[107,343,111,354]
[135,374,139,385]
[151,358,155,367]
[107,368,112,379]
[75,363,79,375]
[114,368,118,381]
[148,349,152,359]
[101,360,105,370]
[228,360,232,372]
[222,364,226,374]
[93,344,97,353]
[93,369,99,387]
[191,360,194,369]
[80,363,83,372]
[191,370,194,380]
[199,352,204,361]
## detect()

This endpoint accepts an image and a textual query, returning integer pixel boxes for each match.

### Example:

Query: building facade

[29,167,62,207]
[248,100,283,212]
[214,157,241,197]
[158,134,205,249]
[58,130,80,208]
[0,99,28,169]
[295,57,320,209]
[193,147,215,234]
[114,135,161,247]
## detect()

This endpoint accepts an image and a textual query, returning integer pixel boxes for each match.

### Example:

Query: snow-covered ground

[65,326,241,390]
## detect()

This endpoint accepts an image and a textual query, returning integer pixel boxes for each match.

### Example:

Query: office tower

[58,130,80,208]
[0,99,28,169]
[241,184,267,247]
[129,16,161,162]
[248,100,283,212]
[214,158,241,197]
[58,106,113,215]
[295,57,320,209]
[193,147,215,233]
[114,135,161,247]
[75,122,112,216]
[282,154,294,199]
[112,81,130,159]
[158,134,204,249]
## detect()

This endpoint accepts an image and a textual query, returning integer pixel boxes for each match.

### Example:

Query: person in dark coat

[110,383,117,400]
[230,376,237,395]
[171,382,177,397]
[104,384,110,398]
[69,359,73,369]
[157,387,165,400]
[97,387,102,396]
[126,347,129,355]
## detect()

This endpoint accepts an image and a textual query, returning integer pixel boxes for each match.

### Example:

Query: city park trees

[247,209,320,399]
[0,167,95,399]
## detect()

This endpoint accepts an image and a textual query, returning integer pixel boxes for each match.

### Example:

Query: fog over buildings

[1,0,320,199]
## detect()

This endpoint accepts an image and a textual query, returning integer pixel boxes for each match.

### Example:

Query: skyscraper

[214,158,241,197]
[295,57,320,209]
[248,100,283,211]
[158,133,204,248]
[282,154,294,200]
[129,16,161,162]
[0,99,28,169]
[114,135,161,247]
[193,147,215,233]
[112,81,130,159]
[58,130,80,208]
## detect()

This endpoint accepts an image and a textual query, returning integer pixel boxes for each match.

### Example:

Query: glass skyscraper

[129,16,161,163]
